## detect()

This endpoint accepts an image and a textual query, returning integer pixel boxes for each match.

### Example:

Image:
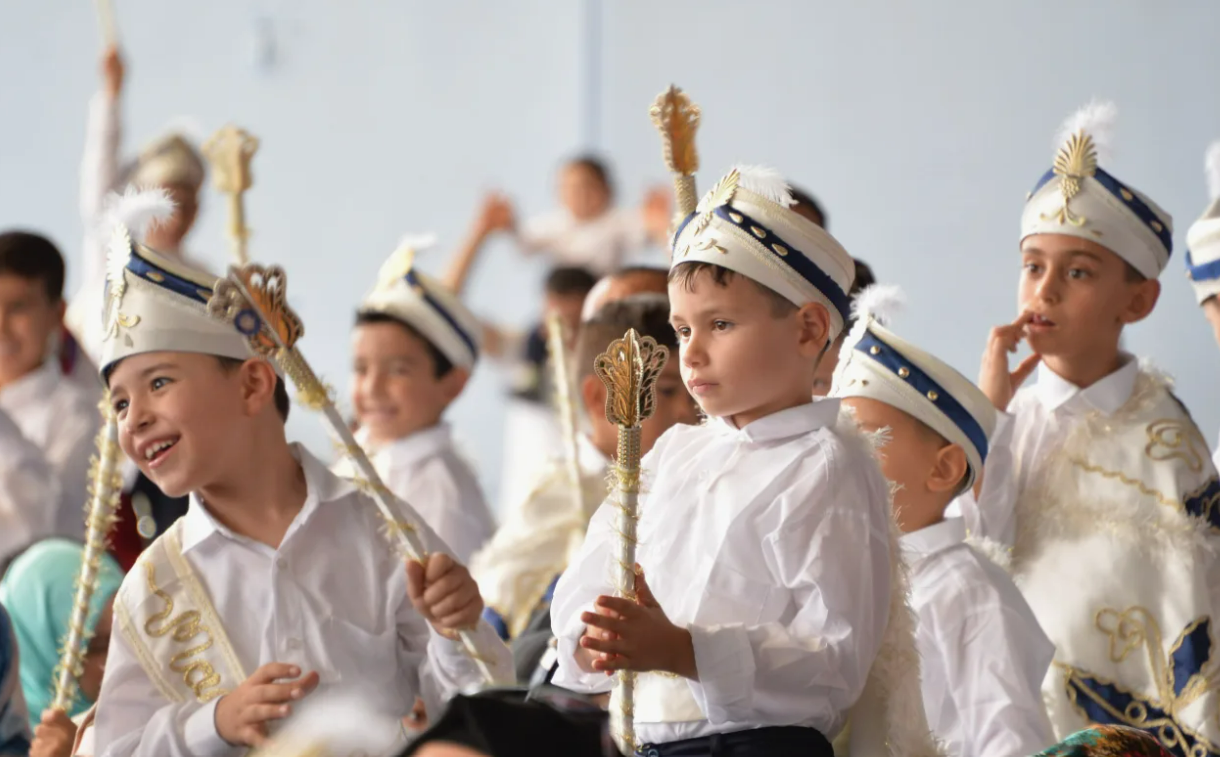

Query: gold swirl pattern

[141,563,229,703]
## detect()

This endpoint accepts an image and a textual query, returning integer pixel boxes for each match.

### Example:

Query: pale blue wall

[2,1,1218,514]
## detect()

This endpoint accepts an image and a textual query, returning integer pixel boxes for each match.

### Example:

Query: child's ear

[795,302,832,358]
[579,374,605,416]
[439,367,471,403]
[1121,278,1161,325]
[927,443,969,495]
[239,358,279,417]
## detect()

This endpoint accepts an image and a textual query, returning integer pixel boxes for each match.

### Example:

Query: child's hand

[30,708,77,757]
[474,193,515,238]
[101,45,124,99]
[406,553,484,635]
[641,185,673,244]
[214,663,320,747]
[979,311,1040,411]
[579,571,697,679]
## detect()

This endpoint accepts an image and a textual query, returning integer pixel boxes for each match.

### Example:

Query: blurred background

[2,0,1218,517]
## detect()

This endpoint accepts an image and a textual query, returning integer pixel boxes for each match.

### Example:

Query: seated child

[91,195,511,757]
[349,236,495,563]
[832,286,1055,757]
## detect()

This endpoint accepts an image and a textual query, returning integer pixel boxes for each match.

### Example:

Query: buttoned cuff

[183,698,233,757]
[686,623,755,725]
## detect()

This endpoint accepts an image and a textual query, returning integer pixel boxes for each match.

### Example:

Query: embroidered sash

[113,521,247,704]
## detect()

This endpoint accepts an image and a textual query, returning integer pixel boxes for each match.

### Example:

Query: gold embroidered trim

[164,526,247,685]
[115,590,184,704]
[1145,419,1209,474]
[1068,456,1179,510]
[142,562,229,703]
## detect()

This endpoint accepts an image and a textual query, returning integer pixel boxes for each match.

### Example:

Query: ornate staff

[51,402,124,711]
[649,85,702,220]
[593,329,668,752]
[206,264,504,685]
[202,125,260,265]
[545,313,585,520]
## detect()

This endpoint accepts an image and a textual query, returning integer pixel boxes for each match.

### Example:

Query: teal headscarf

[0,539,124,730]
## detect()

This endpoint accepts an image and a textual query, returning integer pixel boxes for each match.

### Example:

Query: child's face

[842,396,949,533]
[1018,234,1159,361]
[669,270,823,428]
[559,164,610,222]
[110,351,247,498]
[351,322,464,446]
[582,358,699,461]
[0,274,62,386]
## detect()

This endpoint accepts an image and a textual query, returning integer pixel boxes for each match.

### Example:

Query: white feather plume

[1204,141,1220,201]
[102,186,176,241]
[395,233,438,255]
[852,283,906,326]
[250,691,402,757]
[732,164,796,207]
[1054,99,1117,163]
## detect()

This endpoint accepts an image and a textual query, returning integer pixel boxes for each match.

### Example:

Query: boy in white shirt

[551,166,936,757]
[963,102,1220,747]
[93,201,511,757]
[0,232,100,558]
[1184,140,1220,470]
[832,286,1055,757]
[349,236,496,563]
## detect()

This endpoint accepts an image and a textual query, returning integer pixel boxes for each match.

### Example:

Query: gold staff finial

[592,328,668,752]
[203,125,260,265]
[649,85,702,219]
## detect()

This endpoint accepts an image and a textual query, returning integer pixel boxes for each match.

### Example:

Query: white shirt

[552,401,892,744]
[365,424,495,564]
[518,207,648,276]
[94,445,511,757]
[0,361,100,558]
[902,518,1055,757]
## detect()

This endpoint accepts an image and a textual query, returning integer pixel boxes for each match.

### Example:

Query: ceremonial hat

[1185,142,1220,304]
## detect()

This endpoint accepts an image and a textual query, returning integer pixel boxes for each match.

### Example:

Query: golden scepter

[206,265,504,686]
[51,401,124,711]
[202,125,260,265]
[593,328,668,752]
[649,85,702,220]
[545,313,586,521]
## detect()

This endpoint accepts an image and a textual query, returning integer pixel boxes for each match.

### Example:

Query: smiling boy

[961,102,1220,746]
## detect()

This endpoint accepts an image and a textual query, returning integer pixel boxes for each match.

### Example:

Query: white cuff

[183,698,233,757]
[686,623,755,725]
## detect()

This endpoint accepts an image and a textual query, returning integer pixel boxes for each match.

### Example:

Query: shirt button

[286,638,301,650]
[276,558,288,570]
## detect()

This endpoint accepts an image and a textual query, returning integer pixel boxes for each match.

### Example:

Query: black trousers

[637,726,833,757]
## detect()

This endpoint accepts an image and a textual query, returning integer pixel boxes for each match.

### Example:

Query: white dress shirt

[902,518,1055,757]
[0,361,100,558]
[94,445,511,757]
[518,207,649,276]
[552,400,892,745]
[364,424,495,564]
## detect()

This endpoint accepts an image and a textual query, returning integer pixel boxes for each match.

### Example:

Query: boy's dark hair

[576,295,678,381]
[667,262,797,318]
[1123,261,1147,283]
[545,266,598,298]
[850,258,877,297]
[566,155,615,201]
[0,231,66,301]
[216,357,290,421]
[354,311,455,379]
[788,186,828,231]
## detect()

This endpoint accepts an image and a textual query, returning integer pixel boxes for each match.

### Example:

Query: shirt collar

[1034,354,1138,415]
[900,517,967,564]
[711,398,842,444]
[0,361,61,411]
[181,443,357,552]
[370,423,454,468]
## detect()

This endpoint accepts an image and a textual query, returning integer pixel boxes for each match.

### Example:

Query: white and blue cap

[1185,142,1220,304]
[99,189,258,380]
[1021,101,1173,279]
[670,165,856,340]
[830,285,997,490]
[359,235,482,370]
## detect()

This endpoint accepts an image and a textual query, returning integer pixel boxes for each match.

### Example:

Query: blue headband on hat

[1029,167,1173,255]
[1186,249,1220,283]
[855,331,989,463]
[672,205,852,324]
[402,269,479,360]
[125,248,213,304]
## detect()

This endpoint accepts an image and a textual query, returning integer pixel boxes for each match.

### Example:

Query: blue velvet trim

[1026,167,1172,255]
[127,254,212,303]
[482,607,510,641]
[1186,249,1220,283]
[403,270,478,360]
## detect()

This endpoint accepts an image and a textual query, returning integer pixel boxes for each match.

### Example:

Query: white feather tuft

[1204,141,1220,201]
[852,283,906,327]
[102,186,176,241]
[395,233,438,255]
[732,164,796,207]
[251,691,402,757]
[1054,99,1117,163]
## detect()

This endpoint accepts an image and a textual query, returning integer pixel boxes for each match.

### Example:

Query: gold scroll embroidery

[1145,419,1209,474]
[141,563,230,703]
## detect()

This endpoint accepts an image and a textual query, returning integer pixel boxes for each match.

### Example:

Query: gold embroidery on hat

[1042,129,1098,228]
[771,244,788,257]
[689,169,739,239]
[104,226,134,340]
[927,390,939,401]
[146,271,165,283]
[1121,188,1134,202]
[728,211,743,224]
[869,345,881,355]
[898,367,910,378]
[1151,220,1164,233]
[750,226,766,239]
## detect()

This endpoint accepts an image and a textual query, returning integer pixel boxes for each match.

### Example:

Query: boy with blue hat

[964,102,1220,747]
[832,285,1055,757]
[1185,141,1220,471]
